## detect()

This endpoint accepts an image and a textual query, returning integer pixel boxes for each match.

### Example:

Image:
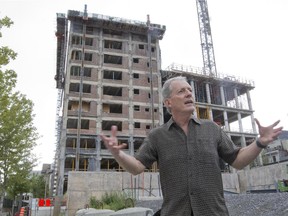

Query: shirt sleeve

[134,130,158,169]
[218,129,241,165]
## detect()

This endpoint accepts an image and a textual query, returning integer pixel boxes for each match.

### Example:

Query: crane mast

[196,0,217,76]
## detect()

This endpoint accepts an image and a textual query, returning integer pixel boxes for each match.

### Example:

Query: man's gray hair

[162,76,188,114]
[162,76,188,100]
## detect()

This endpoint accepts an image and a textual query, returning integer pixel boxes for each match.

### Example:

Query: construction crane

[196,0,217,77]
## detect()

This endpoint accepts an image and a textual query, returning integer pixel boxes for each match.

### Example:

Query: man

[101,76,283,216]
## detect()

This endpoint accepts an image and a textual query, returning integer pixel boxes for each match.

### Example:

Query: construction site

[50,2,288,216]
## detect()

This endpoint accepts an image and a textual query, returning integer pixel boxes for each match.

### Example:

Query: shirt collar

[166,115,201,130]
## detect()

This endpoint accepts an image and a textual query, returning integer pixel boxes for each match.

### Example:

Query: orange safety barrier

[19,207,25,216]
[38,198,45,207]
[45,199,51,207]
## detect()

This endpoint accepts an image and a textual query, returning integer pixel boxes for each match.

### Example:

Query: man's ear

[164,98,171,109]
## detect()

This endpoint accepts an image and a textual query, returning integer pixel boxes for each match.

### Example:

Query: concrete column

[246,90,262,166]
[95,136,101,171]
[246,90,257,133]
[223,110,230,132]
[220,86,226,106]
[205,83,211,104]
[128,33,134,156]
[129,136,134,156]
[205,83,213,120]
[234,88,239,108]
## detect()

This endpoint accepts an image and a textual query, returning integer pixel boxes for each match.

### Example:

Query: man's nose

[185,90,192,97]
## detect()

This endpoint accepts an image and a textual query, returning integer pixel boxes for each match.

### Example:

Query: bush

[90,192,134,211]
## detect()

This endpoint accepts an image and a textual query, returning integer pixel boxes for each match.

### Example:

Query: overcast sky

[1,0,288,170]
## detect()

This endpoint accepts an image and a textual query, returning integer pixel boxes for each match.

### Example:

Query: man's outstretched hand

[100,125,127,155]
[255,118,283,146]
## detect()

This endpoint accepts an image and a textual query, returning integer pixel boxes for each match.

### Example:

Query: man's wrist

[256,138,267,149]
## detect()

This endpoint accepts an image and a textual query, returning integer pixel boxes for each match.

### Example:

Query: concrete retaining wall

[67,162,288,215]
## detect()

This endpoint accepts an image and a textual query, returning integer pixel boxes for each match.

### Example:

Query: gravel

[135,193,288,216]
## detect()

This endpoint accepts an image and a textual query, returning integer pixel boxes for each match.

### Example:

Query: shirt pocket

[197,138,218,164]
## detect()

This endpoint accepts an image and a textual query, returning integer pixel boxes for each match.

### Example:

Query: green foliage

[29,174,46,198]
[0,16,14,38]
[90,192,134,211]
[0,16,39,199]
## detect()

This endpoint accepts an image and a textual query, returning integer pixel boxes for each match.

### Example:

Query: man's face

[165,80,195,115]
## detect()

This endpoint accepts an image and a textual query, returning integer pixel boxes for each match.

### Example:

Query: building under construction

[53,5,258,197]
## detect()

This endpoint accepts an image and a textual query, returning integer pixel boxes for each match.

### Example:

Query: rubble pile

[136,193,288,216]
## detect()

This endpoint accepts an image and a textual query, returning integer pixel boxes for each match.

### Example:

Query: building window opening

[104,54,122,65]
[133,58,139,63]
[102,121,122,131]
[72,36,82,45]
[103,29,122,36]
[69,83,91,93]
[66,138,76,148]
[70,66,92,77]
[104,40,122,50]
[71,50,82,60]
[138,44,144,49]
[81,119,89,129]
[84,67,92,77]
[84,53,93,61]
[103,70,122,80]
[86,26,94,34]
[103,103,122,114]
[133,73,139,79]
[134,122,140,128]
[134,105,140,111]
[134,89,140,95]
[85,38,93,46]
[103,86,122,96]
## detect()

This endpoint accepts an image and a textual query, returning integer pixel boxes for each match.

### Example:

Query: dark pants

[153,209,194,216]
[153,209,161,216]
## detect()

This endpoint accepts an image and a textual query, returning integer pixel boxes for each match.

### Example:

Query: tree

[30,174,46,198]
[0,16,39,210]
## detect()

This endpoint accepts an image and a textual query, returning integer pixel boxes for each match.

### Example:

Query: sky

[1,0,288,170]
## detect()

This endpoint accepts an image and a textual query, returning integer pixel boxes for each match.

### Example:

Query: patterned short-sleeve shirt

[135,116,240,216]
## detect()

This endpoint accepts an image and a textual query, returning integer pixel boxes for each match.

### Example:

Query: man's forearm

[231,140,262,170]
[112,150,146,175]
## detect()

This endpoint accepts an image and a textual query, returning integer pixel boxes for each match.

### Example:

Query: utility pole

[146,15,155,129]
